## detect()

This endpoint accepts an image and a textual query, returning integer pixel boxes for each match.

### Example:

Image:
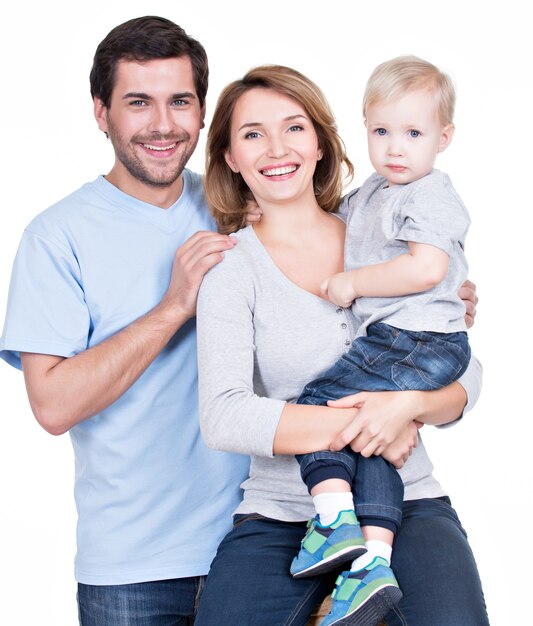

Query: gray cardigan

[197,225,482,522]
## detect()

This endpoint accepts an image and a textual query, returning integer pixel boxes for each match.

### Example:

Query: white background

[0,1,530,624]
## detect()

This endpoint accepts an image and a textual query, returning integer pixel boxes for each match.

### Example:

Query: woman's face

[224,87,322,209]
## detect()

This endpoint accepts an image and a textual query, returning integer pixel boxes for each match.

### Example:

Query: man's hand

[161,231,236,320]
[459,279,478,329]
[321,272,358,308]
[245,205,262,224]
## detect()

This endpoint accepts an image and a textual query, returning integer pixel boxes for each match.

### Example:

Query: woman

[194,65,488,625]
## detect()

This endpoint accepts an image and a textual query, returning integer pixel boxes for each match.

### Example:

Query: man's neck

[104,169,185,209]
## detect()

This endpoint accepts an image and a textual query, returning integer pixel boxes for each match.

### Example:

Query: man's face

[94,57,205,200]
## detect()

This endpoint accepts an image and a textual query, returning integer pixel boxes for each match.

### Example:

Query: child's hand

[321,272,358,308]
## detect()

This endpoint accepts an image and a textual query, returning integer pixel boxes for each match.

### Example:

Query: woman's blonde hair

[363,55,456,126]
[205,65,354,234]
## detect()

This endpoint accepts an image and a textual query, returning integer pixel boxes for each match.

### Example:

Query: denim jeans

[77,576,205,625]
[195,497,489,626]
[296,323,470,531]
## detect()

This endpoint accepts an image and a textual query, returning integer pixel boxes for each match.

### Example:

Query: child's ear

[438,124,455,153]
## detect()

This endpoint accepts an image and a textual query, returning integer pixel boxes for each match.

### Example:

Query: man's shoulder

[182,169,206,202]
[24,179,100,239]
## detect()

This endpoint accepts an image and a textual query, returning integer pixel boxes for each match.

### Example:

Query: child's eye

[375,128,387,136]
[409,130,421,138]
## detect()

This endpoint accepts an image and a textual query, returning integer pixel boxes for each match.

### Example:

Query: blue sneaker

[319,557,403,625]
[290,510,367,578]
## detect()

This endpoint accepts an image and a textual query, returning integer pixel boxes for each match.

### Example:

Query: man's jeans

[296,323,470,531]
[195,497,490,626]
[77,576,205,625]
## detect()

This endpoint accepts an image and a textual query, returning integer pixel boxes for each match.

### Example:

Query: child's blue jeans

[296,322,470,533]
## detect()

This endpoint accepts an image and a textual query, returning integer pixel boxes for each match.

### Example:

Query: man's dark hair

[90,16,208,108]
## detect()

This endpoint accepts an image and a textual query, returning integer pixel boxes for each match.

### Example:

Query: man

[0,16,249,624]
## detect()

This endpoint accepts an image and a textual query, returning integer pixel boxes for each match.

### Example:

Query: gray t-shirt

[197,225,481,522]
[342,169,470,337]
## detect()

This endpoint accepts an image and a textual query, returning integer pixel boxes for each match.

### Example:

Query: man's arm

[322,242,449,308]
[21,231,235,435]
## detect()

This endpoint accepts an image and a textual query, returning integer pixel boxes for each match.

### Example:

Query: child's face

[365,88,453,186]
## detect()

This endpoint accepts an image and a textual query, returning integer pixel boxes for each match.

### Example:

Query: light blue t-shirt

[0,171,250,585]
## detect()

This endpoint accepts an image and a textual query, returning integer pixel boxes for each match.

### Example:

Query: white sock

[350,539,392,571]
[312,492,354,526]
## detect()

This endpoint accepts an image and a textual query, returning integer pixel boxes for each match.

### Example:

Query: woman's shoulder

[220,225,258,266]
[202,226,259,287]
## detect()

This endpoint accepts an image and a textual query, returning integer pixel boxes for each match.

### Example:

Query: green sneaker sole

[292,544,367,579]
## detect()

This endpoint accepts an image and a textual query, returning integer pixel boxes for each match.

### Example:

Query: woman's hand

[327,390,423,457]
[459,279,478,329]
[380,421,423,469]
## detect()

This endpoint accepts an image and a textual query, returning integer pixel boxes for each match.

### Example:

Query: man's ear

[224,150,239,173]
[93,98,109,136]
[200,102,206,130]
[438,123,455,153]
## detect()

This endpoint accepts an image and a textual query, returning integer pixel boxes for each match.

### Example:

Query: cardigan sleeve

[196,245,286,457]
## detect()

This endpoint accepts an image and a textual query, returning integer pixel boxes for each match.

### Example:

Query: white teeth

[262,165,297,176]
[143,143,176,151]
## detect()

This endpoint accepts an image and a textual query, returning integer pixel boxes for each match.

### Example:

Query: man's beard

[107,121,198,188]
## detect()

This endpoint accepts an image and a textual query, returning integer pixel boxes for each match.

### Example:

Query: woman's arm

[327,277,481,458]
[328,355,482,458]
[196,242,357,458]
[272,403,356,455]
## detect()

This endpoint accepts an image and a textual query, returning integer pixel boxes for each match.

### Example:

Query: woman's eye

[244,131,261,139]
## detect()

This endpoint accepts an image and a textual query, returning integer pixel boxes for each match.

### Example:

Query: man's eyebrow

[122,91,197,100]
[238,114,307,132]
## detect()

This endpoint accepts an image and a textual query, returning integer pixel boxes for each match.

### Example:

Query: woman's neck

[253,196,329,243]
[252,198,345,298]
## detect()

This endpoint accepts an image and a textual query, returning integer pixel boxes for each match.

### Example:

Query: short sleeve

[337,187,360,221]
[0,229,90,369]
[396,174,470,255]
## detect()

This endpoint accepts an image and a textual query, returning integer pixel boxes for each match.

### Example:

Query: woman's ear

[224,150,239,173]
[438,124,455,153]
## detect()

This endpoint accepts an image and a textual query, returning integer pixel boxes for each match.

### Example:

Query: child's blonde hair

[363,55,456,126]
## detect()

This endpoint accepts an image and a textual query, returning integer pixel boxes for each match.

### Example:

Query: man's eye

[172,99,187,106]
[130,100,147,107]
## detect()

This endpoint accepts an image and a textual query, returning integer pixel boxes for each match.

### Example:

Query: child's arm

[322,242,449,307]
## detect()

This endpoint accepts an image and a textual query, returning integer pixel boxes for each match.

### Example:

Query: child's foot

[290,510,366,578]
[319,557,402,626]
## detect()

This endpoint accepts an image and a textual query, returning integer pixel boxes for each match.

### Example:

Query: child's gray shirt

[342,169,470,337]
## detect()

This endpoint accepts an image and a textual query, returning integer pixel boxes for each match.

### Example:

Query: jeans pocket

[232,513,267,529]
[391,337,467,390]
